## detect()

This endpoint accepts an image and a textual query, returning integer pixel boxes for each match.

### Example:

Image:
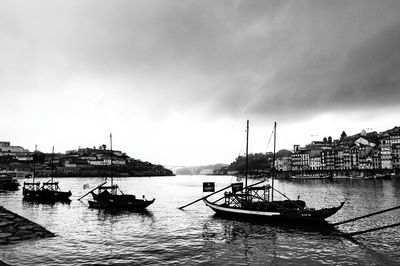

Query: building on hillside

[291,149,310,171]
[0,141,29,155]
[310,154,322,170]
[15,154,34,161]
[308,149,322,170]
[200,169,213,175]
[339,130,378,147]
[340,137,357,147]
[276,156,292,171]
[388,127,400,144]
[354,137,377,148]
[64,161,77,168]
[321,150,335,170]
[358,149,373,169]
[372,149,381,169]
[343,148,352,169]
[87,158,126,166]
[380,135,393,169]
[349,146,359,169]
[81,156,97,161]
[334,149,345,170]
[87,160,108,166]
[392,143,400,169]
[309,140,333,150]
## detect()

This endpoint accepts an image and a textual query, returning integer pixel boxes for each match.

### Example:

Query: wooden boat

[23,145,45,202]
[290,174,331,180]
[0,172,20,191]
[203,121,344,224]
[88,185,155,210]
[87,134,155,210]
[204,198,344,223]
[40,180,72,202]
[23,146,71,203]
[40,146,72,202]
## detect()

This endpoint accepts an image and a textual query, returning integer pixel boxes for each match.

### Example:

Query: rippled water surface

[1,176,400,265]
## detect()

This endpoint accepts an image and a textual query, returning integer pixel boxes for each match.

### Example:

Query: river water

[1,175,400,265]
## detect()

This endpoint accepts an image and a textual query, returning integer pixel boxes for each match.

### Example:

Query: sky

[1,0,400,167]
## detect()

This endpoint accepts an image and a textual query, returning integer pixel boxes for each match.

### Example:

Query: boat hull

[0,176,20,191]
[89,193,155,210]
[290,175,331,180]
[203,199,344,224]
[23,188,71,203]
[0,181,20,191]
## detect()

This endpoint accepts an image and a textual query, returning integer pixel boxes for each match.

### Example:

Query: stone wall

[0,205,54,245]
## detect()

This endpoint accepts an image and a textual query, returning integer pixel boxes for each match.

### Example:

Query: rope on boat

[178,184,234,210]
[332,205,400,237]
[211,179,267,204]
[179,179,267,210]
[341,222,400,237]
[331,205,400,226]
[265,126,274,152]
[77,181,107,201]
[272,187,305,209]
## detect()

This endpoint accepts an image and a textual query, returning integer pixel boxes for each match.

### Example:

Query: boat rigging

[79,133,155,210]
[181,120,345,224]
[22,145,71,203]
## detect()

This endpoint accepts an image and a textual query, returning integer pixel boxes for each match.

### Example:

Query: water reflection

[94,208,155,224]
[22,199,71,207]
[211,214,342,238]
[202,217,279,265]
[1,176,400,265]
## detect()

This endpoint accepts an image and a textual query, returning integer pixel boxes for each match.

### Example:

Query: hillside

[0,148,173,177]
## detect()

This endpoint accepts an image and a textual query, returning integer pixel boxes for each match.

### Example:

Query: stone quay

[0,205,54,245]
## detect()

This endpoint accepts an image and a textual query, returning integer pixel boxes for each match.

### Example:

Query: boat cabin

[23,182,41,191]
[224,184,271,207]
[98,185,119,196]
[42,181,61,191]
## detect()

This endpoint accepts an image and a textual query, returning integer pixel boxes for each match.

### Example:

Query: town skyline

[2,123,399,169]
[1,1,400,166]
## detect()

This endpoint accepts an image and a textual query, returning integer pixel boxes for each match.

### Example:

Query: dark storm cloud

[212,0,400,120]
[55,0,285,75]
[246,16,400,120]
[338,21,400,104]
[2,0,400,121]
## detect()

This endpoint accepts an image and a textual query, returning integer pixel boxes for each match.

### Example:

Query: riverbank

[0,205,54,245]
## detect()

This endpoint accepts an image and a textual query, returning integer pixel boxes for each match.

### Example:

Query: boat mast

[51,146,54,183]
[33,144,37,184]
[110,133,113,186]
[245,120,249,201]
[271,122,277,202]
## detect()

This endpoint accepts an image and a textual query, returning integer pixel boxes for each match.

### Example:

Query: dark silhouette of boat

[203,121,344,224]
[86,134,155,210]
[290,174,331,180]
[88,185,155,210]
[23,146,71,203]
[0,172,20,191]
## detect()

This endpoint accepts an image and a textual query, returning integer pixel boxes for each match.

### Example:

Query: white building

[310,156,322,170]
[0,141,29,155]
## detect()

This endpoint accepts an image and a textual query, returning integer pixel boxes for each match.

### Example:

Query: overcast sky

[1,0,400,166]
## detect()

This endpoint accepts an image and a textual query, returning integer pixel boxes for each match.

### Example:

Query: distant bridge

[163,166,198,175]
